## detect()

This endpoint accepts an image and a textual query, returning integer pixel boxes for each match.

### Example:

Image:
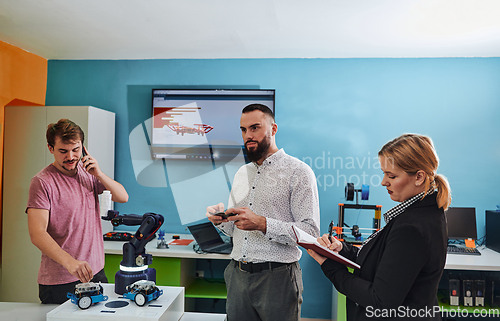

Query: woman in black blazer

[308,134,451,320]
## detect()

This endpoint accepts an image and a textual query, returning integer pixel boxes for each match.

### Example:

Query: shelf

[438,293,493,313]
[185,278,227,299]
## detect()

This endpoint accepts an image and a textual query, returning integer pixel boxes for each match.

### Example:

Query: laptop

[187,222,233,254]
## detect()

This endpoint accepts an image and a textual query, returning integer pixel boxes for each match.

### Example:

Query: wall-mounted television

[151,89,275,160]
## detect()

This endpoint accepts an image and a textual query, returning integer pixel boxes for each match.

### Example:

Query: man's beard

[245,137,271,163]
[62,158,79,172]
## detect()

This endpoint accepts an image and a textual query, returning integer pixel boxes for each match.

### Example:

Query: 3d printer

[334,183,382,244]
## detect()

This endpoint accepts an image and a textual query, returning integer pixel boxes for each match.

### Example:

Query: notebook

[187,222,233,254]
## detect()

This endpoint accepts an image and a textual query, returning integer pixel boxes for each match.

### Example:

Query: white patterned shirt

[217,149,320,263]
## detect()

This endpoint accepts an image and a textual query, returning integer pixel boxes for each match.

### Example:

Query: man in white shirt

[206,104,320,321]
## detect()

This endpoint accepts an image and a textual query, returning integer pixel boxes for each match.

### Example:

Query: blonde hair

[379,134,451,210]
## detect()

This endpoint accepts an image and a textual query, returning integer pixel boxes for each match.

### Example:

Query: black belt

[234,260,291,273]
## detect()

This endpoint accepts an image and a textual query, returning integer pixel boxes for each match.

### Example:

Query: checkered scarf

[357,189,435,255]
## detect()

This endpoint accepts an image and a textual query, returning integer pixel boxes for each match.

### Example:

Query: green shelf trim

[104,254,122,283]
[150,257,183,286]
[185,278,227,299]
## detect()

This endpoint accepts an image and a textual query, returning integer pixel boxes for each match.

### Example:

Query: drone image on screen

[167,123,214,136]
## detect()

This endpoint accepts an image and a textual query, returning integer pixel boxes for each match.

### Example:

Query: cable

[476,235,486,247]
[355,200,365,225]
[202,259,224,283]
[208,259,213,278]
[192,243,209,255]
[211,299,219,313]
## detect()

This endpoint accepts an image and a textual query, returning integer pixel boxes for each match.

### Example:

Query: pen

[328,221,334,243]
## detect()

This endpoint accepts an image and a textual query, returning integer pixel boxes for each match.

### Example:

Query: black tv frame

[151,88,275,161]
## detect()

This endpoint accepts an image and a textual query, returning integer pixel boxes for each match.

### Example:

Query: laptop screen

[188,222,225,248]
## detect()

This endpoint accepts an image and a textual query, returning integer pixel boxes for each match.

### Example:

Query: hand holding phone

[81,147,89,168]
[212,212,237,219]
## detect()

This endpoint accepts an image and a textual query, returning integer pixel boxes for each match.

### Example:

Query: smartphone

[81,147,89,168]
[212,212,237,219]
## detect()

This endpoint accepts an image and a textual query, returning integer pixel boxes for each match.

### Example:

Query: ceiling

[1,0,500,60]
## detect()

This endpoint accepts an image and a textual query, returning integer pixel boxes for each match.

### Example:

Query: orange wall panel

[0,40,47,262]
[0,40,47,109]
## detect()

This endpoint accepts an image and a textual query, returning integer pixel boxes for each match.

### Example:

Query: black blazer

[321,193,447,320]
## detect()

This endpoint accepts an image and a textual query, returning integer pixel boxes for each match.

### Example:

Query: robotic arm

[102,210,164,294]
[105,211,164,268]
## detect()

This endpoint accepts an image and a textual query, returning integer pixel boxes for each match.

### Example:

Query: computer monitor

[445,207,477,240]
[486,210,500,253]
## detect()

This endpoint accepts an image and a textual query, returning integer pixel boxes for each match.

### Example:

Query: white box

[47,284,184,321]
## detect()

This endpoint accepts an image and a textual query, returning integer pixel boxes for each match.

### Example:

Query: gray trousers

[224,261,303,321]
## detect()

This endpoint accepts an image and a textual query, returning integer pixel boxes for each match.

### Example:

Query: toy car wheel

[134,293,146,306]
[78,295,92,309]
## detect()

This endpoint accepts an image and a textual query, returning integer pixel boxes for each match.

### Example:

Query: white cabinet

[0,106,115,303]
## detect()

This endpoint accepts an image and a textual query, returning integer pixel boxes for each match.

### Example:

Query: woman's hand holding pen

[319,234,343,252]
[307,233,343,265]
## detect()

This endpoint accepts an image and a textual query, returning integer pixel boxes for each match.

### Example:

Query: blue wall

[46,58,500,319]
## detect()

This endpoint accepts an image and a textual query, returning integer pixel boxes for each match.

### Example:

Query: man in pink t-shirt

[26,119,129,304]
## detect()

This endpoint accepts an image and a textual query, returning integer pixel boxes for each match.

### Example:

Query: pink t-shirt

[26,162,105,285]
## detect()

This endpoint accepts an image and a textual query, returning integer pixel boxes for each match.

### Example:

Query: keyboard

[447,245,481,255]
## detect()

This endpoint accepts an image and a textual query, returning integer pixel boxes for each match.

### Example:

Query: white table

[444,247,500,271]
[0,302,226,321]
[47,284,184,321]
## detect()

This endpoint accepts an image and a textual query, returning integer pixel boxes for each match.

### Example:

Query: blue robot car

[123,280,163,306]
[67,282,108,310]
